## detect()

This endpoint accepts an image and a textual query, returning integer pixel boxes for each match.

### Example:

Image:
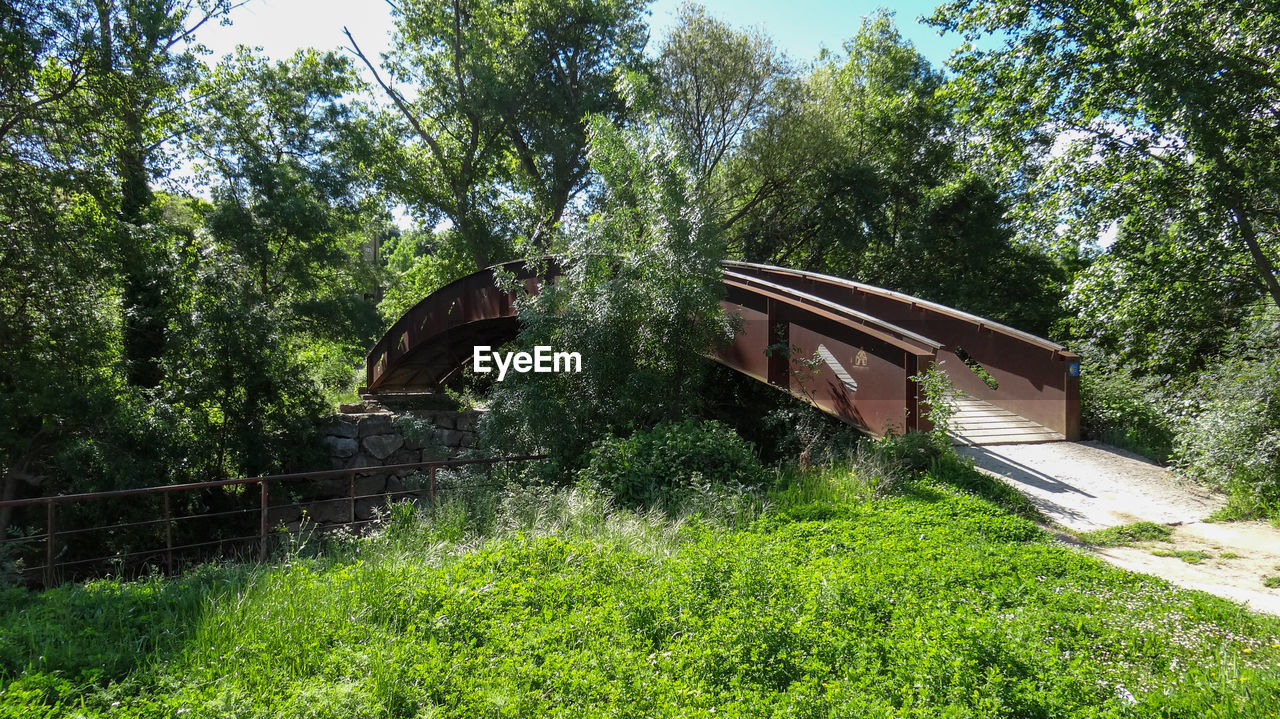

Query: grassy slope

[1,463,1278,718]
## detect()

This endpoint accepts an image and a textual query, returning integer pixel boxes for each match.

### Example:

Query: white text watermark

[473,346,582,381]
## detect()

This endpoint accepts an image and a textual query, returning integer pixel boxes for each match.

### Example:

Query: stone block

[432,413,456,430]
[439,429,466,447]
[388,448,420,466]
[454,412,480,433]
[362,433,404,460]
[357,414,394,437]
[325,417,359,439]
[319,435,357,458]
[460,432,476,449]
[356,475,387,497]
[338,402,366,414]
[268,504,303,526]
[304,499,351,525]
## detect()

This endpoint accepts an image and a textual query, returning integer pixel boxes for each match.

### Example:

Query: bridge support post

[766,299,789,388]
[905,352,936,435]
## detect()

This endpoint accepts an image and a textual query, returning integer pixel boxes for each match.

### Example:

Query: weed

[1151,549,1213,564]
[1078,522,1175,547]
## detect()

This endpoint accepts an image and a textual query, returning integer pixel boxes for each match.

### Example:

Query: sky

[194,0,966,70]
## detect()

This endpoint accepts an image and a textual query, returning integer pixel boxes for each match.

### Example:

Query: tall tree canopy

[932,0,1280,367]
[705,11,1064,333]
[350,0,649,270]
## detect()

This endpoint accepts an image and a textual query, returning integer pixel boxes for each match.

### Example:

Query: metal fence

[0,455,547,588]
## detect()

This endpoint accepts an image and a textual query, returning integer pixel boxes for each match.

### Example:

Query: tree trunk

[1232,202,1280,311]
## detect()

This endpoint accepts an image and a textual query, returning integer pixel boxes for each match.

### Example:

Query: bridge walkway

[950,394,1065,446]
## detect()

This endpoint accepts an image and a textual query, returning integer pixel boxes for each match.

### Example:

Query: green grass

[1077,522,1175,547]
[1,460,1278,718]
[1151,549,1214,564]
[1265,576,1280,589]
[1219,551,1242,559]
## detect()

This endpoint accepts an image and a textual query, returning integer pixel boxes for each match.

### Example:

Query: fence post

[259,481,268,562]
[348,472,356,525]
[427,465,436,509]
[163,492,173,574]
[44,502,56,588]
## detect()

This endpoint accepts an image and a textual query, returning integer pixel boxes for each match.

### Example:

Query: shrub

[578,420,765,507]
[1174,354,1280,519]
[1079,362,1175,463]
[873,430,946,474]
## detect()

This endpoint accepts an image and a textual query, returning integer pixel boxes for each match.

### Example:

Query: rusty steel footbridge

[364,260,1080,445]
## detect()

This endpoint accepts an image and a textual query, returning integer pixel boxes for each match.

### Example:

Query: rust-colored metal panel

[724,262,1080,438]
[365,260,552,393]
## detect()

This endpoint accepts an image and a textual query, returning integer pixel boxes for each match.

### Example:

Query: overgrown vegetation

[6,0,1280,523]
[6,0,1280,710]
[2,453,1278,718]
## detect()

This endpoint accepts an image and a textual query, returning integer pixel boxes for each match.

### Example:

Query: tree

[656,2,789,183]
[931,0,1280,330]
[719,12,1065,332]
[85,0,240,387]
[348,0,649,272]
[169,48,378,478]
[482,112,733,465]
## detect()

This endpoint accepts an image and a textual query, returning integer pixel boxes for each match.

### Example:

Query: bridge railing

[0,455,548,589]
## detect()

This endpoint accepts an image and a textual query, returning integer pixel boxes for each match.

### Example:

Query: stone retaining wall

[274,406,483,529]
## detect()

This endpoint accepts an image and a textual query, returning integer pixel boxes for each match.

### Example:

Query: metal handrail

[0,454,548,588]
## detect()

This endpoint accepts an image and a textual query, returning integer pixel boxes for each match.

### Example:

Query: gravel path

[957,441,1222,531]
[958,441,1280,616]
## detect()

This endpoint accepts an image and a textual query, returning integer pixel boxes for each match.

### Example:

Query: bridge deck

[950,395,1065,446]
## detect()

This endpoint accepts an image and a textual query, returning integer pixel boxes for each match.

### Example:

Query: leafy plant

[910,364,960,446]
[578,419,765,507]
[1078,360,1175,463]
[1078,522,1174,547]
[1174,344,1280,519]
[1151,549,1213,565]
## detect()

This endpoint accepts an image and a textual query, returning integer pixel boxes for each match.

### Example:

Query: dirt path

[958,441,1280,616]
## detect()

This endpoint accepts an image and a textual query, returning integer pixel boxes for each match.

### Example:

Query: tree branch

[342,26,447,172]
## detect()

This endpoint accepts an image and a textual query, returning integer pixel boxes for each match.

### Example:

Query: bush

[1174,354,1280,519]
[1079,363,1175,463]
[872,430,946,474]
[578,420,765,507]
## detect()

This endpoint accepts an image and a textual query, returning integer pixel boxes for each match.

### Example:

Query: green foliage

[375,227,474,323]
[1151,549,1213,565]
[713,11,1066,335]
[362,0,649,267]
[3,469,1279,716]
[1078,522,1174,548]
[1066,239,1255,376]
[656,2,789,180]
[910,365,960,446]
[933,0,1280,346]
[1078,361,1175,463]
[578,420,765,507]
[481,113,733,466]
[1173,347,1280,520]
[872,431,946,475]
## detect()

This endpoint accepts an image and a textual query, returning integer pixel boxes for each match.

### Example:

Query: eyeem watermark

[473,346,582,381]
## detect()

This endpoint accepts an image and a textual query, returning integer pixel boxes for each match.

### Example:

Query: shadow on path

[958,445,1097,498]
